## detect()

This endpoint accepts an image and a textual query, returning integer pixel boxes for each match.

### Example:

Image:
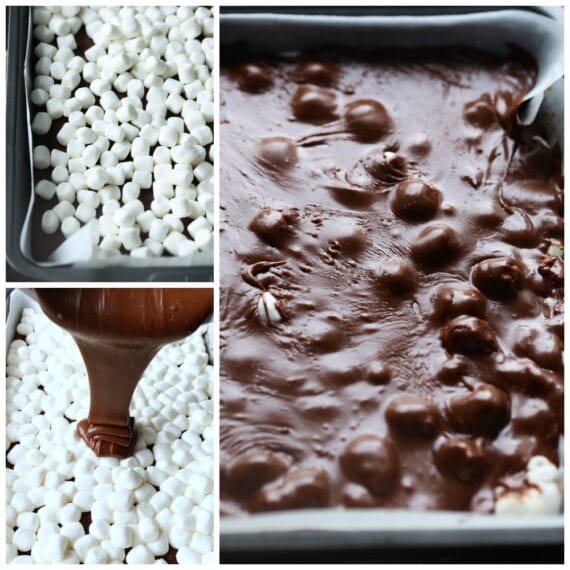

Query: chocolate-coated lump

[446,383,510,436]
[433,437,489,484]
[411,223,461,266]
[345,99,391,141]
[441,315,497,355]
[471,256,525,300]
[366,360,392,384]
[512,398,558,438]
[290,85,338,123]
[251,468,330,512]
[292,61,338,86]
[370,260,417,296]
[501,210,540,248]
[538,256,563,290]
[257,137,298,171]
[340,434,400,496]
[362,148,408,185]
[235,62,273,92]
[513,326,563,372]
[249,207,299,247]
[463,94,498,129]
[436,354,470,385]
[221,48,562,515]
[226,451,288,497]
[391,180,441,222]
[385,396,440,438]
[431,284,487,321]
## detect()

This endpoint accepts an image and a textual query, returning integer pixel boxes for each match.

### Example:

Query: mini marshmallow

[45,534,69,563]
[86,167,110,190]
[74,535,99,562]
[67,110,86,128]
[49,146,69,167]
[51,165,69,184]
[113,207,136,228]
[56,182,76,203]
[158,125,178,147]
[149,219,170,242]
[100,90,121,111]
[179,240,198,257]
[109,524,132,549]
[131,137,150,158]
[77,189,100,208]
[126,545,154,564]
[164,214,184,233]
[122,182,140,203]
[76,203,96,223]
[85,105,104,124]
[64,157,82,174]
[32,145,51,169]
[68,172,86,190]
[112,141,131,160]
[163,231,186,256]
[35,179,57,200]
[140,124,159,145]
[41,210,59,234]
[76,126,97,144]
[53,201,75,221]
[90,78,112,97]
[13,528,36,552]
[83,144,101,168]
[32,112,52,135]
[119,227,142,251]
[84,547,109,564]
[100,235,121,252]
[132,170,152,189]
[31,88,49,106]
[136,210,156,233]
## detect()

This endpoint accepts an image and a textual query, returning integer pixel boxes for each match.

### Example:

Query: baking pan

[219,7,564,552]
[6,6,213,282]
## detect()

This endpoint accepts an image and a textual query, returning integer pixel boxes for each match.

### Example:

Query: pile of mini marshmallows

[6,307,214,564]
[30,6,214,260]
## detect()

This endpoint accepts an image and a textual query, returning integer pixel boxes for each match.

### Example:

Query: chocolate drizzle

[34,288,213,458]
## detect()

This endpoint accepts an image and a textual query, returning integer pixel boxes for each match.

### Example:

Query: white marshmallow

[32,112,52,135]
[41,210,59,234]
[32,145,51,169]
[86,167,110,190]
[163,232,186,256]
[35,179,57,200]
[119,227,142,251]
[61,217,81,238]
[126,544,154,564]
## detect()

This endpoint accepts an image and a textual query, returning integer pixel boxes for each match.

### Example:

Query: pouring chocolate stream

[33,288,213,458]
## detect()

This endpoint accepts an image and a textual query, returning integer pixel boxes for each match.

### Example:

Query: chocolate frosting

[34,288,213,458]
[220,48,563,515]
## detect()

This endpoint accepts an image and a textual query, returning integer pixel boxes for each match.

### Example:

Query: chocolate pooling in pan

[220,47,563,515]
[34,288,213,458]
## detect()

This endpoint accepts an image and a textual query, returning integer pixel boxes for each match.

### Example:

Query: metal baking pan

[6,6,213,282]
[219,6,564,554]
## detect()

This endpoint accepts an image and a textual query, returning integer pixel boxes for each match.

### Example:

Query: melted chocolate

[220,48,563,515]
[34,288,213,458]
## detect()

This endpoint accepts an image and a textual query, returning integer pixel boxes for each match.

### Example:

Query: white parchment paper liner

[219,9,564,546]
[20,11,213,269]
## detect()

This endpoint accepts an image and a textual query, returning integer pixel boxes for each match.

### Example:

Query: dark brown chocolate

[220,48,563,515]
[34,288,213,458]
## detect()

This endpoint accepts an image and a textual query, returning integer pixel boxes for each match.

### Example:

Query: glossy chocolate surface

[34,288,213,458]
[220,48,563,515]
